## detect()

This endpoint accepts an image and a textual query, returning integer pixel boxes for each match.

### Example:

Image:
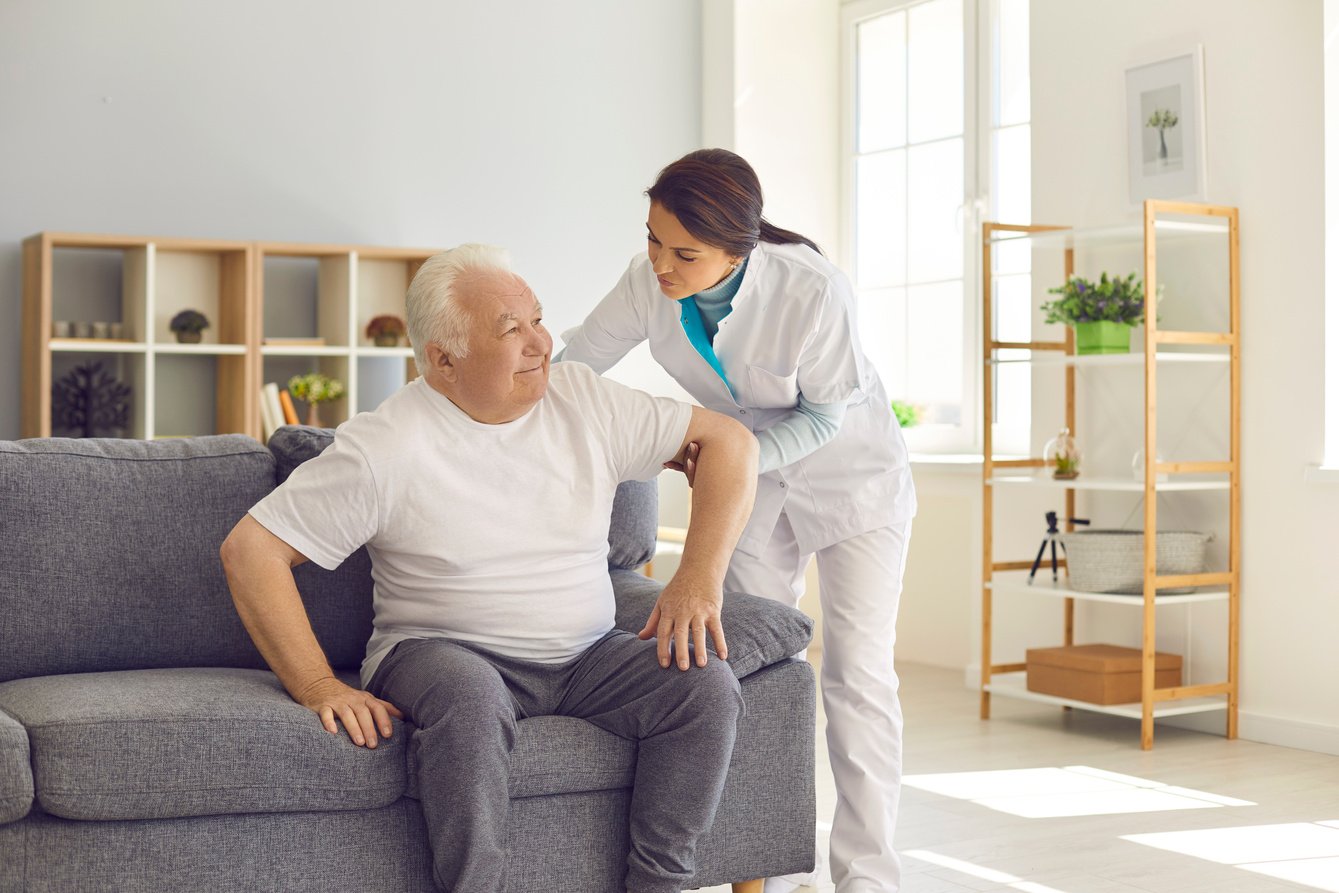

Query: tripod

[1028,510,1089,584]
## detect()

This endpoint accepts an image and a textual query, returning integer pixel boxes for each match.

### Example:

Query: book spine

[260,383,282,442]
[278,389,299,426]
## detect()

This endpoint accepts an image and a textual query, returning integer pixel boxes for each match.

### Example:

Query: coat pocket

[745,364,799,410]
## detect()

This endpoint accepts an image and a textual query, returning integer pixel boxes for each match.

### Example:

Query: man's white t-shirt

[248,363,691,688]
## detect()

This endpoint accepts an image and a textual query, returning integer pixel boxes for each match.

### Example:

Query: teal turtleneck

[676,258,747,396]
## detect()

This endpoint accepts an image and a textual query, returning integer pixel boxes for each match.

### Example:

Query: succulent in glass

[1043,427,1080,480]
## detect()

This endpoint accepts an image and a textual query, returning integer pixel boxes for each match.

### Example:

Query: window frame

[841,0,1030,456]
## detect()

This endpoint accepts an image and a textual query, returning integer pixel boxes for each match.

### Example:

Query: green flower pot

[1074,321,1131,355]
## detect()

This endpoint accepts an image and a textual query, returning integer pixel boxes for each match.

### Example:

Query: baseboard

[1162,710,1339,756]
[963,663,1339,756]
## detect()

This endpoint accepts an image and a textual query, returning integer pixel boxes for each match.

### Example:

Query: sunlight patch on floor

[904,850,1072,892]
[902,765,1254,818]
[1123,821,1339,893]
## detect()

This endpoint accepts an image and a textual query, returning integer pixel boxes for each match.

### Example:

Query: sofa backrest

[0,436,279,683]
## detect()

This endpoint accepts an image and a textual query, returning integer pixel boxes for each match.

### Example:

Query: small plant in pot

[890,399,922,428]
[365,314,407,347]
[169,309,210,344]
[288,372,345,428]
[1040,272,1148,355]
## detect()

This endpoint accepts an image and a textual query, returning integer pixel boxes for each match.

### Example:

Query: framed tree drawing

[1125,46,1207,204]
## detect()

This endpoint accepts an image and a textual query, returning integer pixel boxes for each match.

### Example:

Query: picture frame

[1125,46,1207,205]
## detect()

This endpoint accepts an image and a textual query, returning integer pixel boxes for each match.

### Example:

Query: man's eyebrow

[646,224,701,254]
[494,302,543,326]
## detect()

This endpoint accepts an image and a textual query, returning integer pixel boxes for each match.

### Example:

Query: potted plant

[169,309,210,344]
[890,399,921,429]
[1040,272,1147,355]
[365,314,408,347]
[288,372,346,427]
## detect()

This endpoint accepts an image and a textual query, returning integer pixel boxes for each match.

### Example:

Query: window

[986,0,1032,458]
[1325,0,1339,471]
[842,0,1030,455]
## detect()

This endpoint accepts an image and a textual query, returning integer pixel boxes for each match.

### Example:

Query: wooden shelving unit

[979,199,1241,750]
[21,233,438,440]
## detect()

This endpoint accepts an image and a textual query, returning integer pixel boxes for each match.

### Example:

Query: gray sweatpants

[368,629,744,893]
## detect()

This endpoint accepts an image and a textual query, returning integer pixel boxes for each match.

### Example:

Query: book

[278,388,299,425]
[260,383,282,442]
[263,337,327,346]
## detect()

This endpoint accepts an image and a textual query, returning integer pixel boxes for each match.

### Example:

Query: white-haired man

[220,244,759,893]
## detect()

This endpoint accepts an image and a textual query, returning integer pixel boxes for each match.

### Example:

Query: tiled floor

[697,659,1339,893]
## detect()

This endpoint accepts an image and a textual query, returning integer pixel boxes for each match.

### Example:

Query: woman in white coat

[560,149,916,893]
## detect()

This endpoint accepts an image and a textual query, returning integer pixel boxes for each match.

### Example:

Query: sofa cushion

[266,424,658,572]
[0,667,646,822]
[0,706,33,824]
[0,436,277,683]
[610,570,815,678]
[0,668,408,821]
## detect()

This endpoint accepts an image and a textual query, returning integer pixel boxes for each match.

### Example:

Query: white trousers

[725,515,912,893]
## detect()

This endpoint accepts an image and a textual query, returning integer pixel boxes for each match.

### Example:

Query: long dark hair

[646,148,821,257]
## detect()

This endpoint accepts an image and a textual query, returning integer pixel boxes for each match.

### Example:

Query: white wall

[1022,0,1339,752]
[735,0,841,257]
[0,0,703,439]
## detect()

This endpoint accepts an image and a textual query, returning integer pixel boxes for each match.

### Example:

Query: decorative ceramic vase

[1074,321,1131,355]
[175,331,202,344]
[373,334,399,347]
[306,404,321,427]
[1043,427,1080,480]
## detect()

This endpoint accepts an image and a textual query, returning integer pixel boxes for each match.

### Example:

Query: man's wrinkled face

[445,271,552,424]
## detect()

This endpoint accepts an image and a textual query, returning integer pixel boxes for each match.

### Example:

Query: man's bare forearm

[220,516,337,701]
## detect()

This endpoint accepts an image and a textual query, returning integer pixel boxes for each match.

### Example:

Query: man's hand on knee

[639,571,728,670]
[296,676,405,749]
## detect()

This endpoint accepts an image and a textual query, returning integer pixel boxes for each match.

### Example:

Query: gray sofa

[0,431,816,892]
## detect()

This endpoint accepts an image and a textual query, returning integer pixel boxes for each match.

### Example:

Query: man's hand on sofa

[296,675,404,749]
[222,514,402,749]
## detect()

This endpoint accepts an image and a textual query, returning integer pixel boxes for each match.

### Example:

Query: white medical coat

[560,241,916,558]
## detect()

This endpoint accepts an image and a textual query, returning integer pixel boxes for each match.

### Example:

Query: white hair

[406,243,513,374]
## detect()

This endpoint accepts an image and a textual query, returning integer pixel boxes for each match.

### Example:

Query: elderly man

[220,244,759,893]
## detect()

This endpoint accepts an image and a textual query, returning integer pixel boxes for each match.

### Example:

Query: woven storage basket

[1058,529,1210,594]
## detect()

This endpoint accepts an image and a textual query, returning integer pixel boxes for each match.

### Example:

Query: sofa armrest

[0,706,33,824]
[610,570,814,678]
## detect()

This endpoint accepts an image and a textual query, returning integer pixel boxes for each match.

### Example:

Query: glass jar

[1131,448,1167,483]
[1043,427,1080,480]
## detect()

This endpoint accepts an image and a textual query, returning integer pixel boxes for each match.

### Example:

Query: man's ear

[425,342,459,382]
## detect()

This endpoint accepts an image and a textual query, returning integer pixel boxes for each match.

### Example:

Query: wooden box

[1025,644,1182,705]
